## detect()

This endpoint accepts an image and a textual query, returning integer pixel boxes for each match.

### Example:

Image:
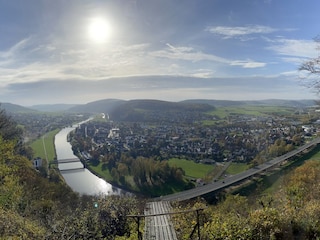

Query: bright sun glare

[88,17,112,43]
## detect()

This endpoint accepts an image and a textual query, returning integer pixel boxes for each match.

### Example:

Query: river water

[54,124,123,196]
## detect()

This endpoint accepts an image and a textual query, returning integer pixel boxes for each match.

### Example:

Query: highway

[157,137,320,202]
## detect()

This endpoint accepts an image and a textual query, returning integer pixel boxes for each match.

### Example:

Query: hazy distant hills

[0,102,37,113]
[68,99,126,113]
[29,104,78,112]
[0,99,317,114]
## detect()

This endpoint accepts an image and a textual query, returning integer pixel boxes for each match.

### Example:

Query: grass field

[30,129,59,163]
[225,162,251,175]
[208,106,294,119]
[168,158,215,178]
[87,163,113,182]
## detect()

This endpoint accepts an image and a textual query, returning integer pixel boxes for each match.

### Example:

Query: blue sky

[0,0,319,105]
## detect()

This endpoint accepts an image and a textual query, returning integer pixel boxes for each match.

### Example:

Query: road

[42,135,48,163]
[157,138,320,202]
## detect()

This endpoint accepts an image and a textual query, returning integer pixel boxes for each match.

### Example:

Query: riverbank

[85,161,143,197]
[54,125,124,195]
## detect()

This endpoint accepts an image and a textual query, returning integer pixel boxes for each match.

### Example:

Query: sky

[0,0,320,106]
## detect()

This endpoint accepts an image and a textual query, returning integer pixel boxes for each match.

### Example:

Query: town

[71,107,318,168]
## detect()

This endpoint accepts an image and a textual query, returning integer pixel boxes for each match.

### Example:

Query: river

[54,122,124,196]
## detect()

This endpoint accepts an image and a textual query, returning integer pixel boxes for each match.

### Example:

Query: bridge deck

[144,201,177,240]
[59,168,85,172]
[53,158,81,164]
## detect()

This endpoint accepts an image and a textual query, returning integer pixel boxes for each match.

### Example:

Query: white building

[33,158,42,168]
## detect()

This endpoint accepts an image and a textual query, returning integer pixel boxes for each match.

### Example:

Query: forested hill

[68,99,315,117]
[108,99,215,121]
[68,98,125,113]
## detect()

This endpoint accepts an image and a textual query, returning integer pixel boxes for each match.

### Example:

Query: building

[33,157,42,168]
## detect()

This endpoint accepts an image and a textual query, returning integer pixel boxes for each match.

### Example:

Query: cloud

[151,43,265,68]
[150,43,229,63]
[206,25,277,39]
[191,69,215,78]
[267,39,317,61]
[0,37,32,66]
[230,60,266,68]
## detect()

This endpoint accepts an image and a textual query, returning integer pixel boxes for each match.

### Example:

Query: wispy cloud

[151,43,266,69]
[0,37,31,66]
[150,43,229,63]
[206,25,277,39]
[230,60,266,68]
[267,39,317,60]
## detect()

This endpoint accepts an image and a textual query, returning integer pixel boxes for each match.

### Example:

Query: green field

[88,158,216,182]
[168,158,215,178]
[30,129,59,162]
[87,162,113,182]
[225,162,251,175]
[208,106,294,119]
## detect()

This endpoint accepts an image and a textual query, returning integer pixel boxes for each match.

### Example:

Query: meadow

[30,129,59,163]
[168,158,215,178]
[207,106,294,119]
[225,162,251,175]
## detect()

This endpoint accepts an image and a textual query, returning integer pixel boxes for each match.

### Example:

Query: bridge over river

[52,158,85,172]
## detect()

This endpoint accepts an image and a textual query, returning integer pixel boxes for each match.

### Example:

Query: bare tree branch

[299,35,320,95]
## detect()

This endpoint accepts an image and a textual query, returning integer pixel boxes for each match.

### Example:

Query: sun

[88,17,112,43]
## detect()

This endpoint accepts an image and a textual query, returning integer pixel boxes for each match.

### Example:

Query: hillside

[108,99,215,121]
[69,98,316,115]
[68,99,125,113]
[0,102,37,113]
[29,104,78,112]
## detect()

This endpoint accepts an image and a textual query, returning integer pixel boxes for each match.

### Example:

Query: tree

[0,107,31,157]
[0,107,22,141]
[299,36,320,96]
[0,137,23,210]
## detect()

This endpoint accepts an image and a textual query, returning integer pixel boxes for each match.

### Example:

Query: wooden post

[196,209,201,240]
[132,216,142,240]
[189,209,203,239]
